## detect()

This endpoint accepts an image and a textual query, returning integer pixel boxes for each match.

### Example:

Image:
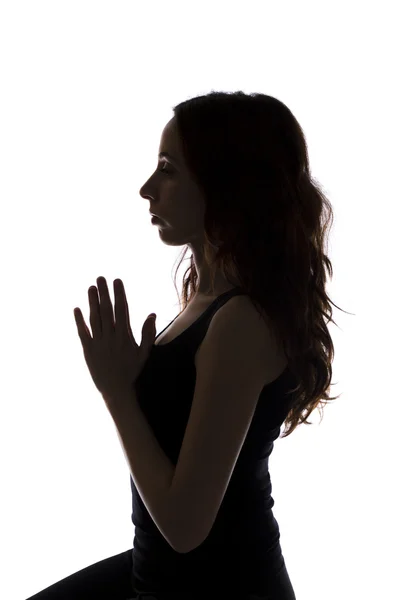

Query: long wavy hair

[171,90,354,438]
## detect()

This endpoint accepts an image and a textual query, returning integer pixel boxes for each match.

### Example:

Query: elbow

[172,527,207,554]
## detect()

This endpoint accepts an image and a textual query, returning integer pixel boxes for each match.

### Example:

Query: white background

[1,2,399,599]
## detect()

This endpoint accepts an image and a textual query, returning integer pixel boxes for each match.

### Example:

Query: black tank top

[130,287,296,597]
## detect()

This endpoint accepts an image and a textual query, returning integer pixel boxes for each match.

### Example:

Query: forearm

[108,389,180,551]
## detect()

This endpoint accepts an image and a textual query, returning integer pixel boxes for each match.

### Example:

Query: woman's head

[163,89,354,438]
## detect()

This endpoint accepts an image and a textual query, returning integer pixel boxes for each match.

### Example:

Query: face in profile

[139,116,240,296]
[139,117,207,250]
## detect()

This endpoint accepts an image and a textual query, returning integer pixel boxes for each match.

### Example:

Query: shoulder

[196,293,286,385]
[219,293,267,323]
[211,293,274,350]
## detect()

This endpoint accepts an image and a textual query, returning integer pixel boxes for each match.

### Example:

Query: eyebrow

[159,151,178,163]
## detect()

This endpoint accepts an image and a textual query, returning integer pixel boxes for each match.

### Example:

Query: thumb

[146,313,157,335]
[140,313,157,349]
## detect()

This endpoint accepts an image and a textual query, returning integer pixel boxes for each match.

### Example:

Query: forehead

[161,117,176,144]
[159,117,181,161]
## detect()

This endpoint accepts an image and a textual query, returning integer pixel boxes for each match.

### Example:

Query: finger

[88,286,102,338]
[114,279,128,332]
[74,307,92,344]
[114,279,132,336]
[97,276,115,335]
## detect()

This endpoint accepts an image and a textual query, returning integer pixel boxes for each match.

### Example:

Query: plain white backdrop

[1,2,398,599]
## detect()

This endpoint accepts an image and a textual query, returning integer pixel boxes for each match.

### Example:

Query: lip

[151,215,164,225]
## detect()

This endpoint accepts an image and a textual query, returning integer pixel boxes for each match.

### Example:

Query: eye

[157,162,172,175]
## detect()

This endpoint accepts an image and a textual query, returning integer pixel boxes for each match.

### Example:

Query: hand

[74,276,156,407]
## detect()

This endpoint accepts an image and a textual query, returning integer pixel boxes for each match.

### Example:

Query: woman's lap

[25,548,296,600]
[25,548,134,600]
